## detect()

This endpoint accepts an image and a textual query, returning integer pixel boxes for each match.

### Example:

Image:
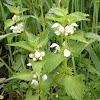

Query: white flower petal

[42,74,47,81]
[40,52,45,57]
[65,26,71,33]
[51,23,60,28]
[54,31,61,36]
[71,23,78,27]
[35,51,40,58]
[50,43,59,48]
[27,63,32,66]
[33,57,37,61]
[31,79,39,86]
[64,49,71,57]
[33,74,37,78]
[29,53,34,58]
[59,26,64,33]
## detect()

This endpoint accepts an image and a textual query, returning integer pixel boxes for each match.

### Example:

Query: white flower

[54,31,61,36]
[51,23,60,28]
[62,41,65,46]
[40,52,45,57]
[56,94,59,98]
[31,79,39,86]
[64,49,71,57]
[50,43,60,53]
[10,23,24,33]
[58,25,64,33]
[35,51,40,58]
[65,26,71,34]
[33,57,37,61]
[42,74,47,81]
[71,23,78,27]
[29,53,34,58]
[12,15,20,22]
[27,63,32,66]
[33,74,37,78]
[39,57,43,60]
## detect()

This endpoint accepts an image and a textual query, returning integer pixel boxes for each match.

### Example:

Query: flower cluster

[12,15,20,22]
[51,23,78,36]
[50,43,71,57]
[10,23,24,33]
[31,74,47,86]
[29,51,45,61]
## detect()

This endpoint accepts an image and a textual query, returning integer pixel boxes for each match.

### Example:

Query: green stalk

[72,56,76,75]
[0,58,13,74]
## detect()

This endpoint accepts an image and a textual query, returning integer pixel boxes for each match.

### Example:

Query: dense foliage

[0,0,100,100]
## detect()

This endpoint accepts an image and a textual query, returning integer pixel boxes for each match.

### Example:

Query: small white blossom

[29,53,34,58]
[33,74,37,78]
[33,57,37,61]
[39,57,43,60]
[71,23,78,27]
[51,23,60,28]
[27,63,32,66]
[58,25,64,33]
[50,43,60,53]
[54,31,61,36]
[64,49,71,57]
[35,51,41,58]
[42,74,47,81]
[65,26,71,34]
[31,79,39,86]
[56,94,59,98]
[10,23,24,33]
[12,15,20,22]
[40,52,45,57]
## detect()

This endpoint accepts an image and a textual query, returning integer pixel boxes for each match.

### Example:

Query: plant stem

[72,55,76,75]
[0,58,13,74]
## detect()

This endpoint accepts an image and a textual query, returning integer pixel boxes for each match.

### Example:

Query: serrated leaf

[66,31,88,43]
[85,32,100,41]
[4,3,29,14]
[43,53,65,74]
[8,41,34,51]
[0,33,19,40]
[4,19,15,30]
[63,75,85,100]
[8,70,33,81]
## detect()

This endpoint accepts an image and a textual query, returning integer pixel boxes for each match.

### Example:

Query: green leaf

[29,59,44,80]
[8,41,34,51]
[4,19,15,30]
[62,75,85,100]
[8,70,33,81]
[0,33,19,40]
[4,3,29,14]
[5,0,20,5]
[85,32,100,41]
[0,78,6,82]
[66,31,88,43]
[38,29,48,47]
[86,45,100,74]
[43,53,65,74]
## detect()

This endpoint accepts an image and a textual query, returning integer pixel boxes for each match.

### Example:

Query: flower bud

[31,79,39,86]
[40,52,45,57]
[64,49,71,57]
[42,74,47,81]
[33,57,37,61]
[35,51,40,58]
[29,53,34,58]
[33,74,37,78]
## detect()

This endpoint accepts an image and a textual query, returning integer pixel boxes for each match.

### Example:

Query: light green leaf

[0,33,19,40]
[29,59,44,80]
[85,32,100,41]
[4,19,15,30]
[4,3,29,14]
[0,78,6,82]
[0,62,4,68]
[5,0,20,5]
[66,31,88,43]
[8,41,34,51]
[86,45,100,74]
[63,75,85,100]
[43,53,65,74]
[8,70,33,81]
